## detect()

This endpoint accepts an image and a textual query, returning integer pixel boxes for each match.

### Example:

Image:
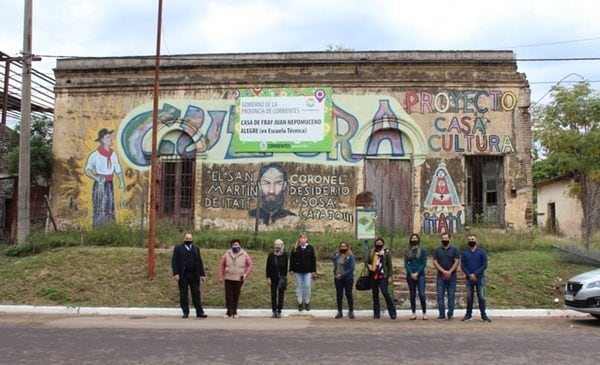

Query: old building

[52,51,533,234]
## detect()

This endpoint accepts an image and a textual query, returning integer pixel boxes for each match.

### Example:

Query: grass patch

[0,240,597,310]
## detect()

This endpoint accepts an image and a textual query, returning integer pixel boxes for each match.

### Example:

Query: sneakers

[304,303,311,311]
[271,312,277,319]
[422,314,428,320]
[482,315,492,322]
[462,315,472,321]
[447,314,453,320]
[410,313,417,320]
[196,313,207,319]
[436,315,446,320]
[335,312,343,319]
[348,311,355,319]
[298,303,304,312]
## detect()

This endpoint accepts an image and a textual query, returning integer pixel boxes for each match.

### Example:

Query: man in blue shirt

[460,234,491,322]
[433,232,460,320]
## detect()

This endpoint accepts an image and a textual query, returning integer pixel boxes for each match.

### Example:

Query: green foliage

[84,224,139,246]
[533,82,600,178]
[38,286,68,301]
[4,243,34,257]
[6,115,54,185]
[533,156,562,183]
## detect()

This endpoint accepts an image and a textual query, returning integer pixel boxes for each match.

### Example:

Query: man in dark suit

[172,233,207,318]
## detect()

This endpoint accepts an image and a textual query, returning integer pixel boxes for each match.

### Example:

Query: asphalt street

[0,312,598,365]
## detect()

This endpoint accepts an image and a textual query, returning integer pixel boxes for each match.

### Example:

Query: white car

[564,268,600,319]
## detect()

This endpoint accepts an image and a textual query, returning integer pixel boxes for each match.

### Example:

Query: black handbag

[355,265,372,291]
[275,255,287,290]
[277,275,288,291]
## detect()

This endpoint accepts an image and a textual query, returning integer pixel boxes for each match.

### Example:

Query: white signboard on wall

[234,87,332,152]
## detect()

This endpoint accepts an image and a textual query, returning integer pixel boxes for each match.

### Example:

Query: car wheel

[591,314,600,320]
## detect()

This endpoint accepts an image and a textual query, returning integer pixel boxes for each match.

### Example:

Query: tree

[6,115,53,186]
[533,82,600,248]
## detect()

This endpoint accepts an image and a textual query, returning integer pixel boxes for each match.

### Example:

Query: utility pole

[148,0,163,279]
[17,0,33,244]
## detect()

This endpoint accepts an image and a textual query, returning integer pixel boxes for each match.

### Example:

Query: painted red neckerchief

[97,146,113,169]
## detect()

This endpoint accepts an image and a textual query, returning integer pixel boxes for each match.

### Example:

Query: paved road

[0,314,598,365]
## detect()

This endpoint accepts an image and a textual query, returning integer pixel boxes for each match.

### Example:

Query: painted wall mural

[83,128,126,227]
[67,90,517,230]
[423,162,463,234]
[201,162,356,227]
[403,90,516,154]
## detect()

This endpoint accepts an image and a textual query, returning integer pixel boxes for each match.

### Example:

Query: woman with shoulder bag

[332,241,356,319]
[367,237,397,319]
[266,239,288,318]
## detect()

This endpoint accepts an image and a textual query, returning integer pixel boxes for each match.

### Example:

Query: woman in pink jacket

[218,239,253,318]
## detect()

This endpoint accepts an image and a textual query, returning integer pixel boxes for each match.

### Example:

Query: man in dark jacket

[172,233,207,318]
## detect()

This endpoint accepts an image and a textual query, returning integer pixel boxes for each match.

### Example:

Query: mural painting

[83,128,126,227]
[202,162,357,227]
[62,89,518,232]
[249,163,296,225]
[423,162,463,234]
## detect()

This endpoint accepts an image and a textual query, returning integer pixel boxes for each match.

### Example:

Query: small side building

[536,176,583,237]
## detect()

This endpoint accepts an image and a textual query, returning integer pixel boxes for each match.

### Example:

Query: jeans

[406,273,427,313]
[295,272,312,304]
[371,276,397,318]
[436,272,457,317]
[334,276,354,313]
[465,276,487,316]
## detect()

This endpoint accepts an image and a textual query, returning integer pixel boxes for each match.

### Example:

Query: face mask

[468,241,477,248]
[232,246,241,253]
[441,240,450,247]
[274,247,282,252]
[339,248,348,253]
[411,240,419,246]
[375,244,384,250]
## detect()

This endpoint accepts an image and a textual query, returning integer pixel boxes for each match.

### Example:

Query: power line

[495,36,600,50]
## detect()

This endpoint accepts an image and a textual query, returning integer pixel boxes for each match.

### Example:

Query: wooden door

[365,159,412,235]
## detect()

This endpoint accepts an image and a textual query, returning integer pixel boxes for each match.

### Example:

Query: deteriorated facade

[52,51,533,234]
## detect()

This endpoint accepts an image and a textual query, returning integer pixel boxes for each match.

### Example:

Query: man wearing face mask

[461,234,491,322]
[432,232,460,320]
[171,233,207,319]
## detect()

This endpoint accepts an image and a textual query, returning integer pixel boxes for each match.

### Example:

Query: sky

[1,0,599,107]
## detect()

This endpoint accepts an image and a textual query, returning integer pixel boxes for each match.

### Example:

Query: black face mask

[339,248,348,253]
[441,240,450,247]
[411,240,419,246]
[468,241,477,248]
[375,244,384,250]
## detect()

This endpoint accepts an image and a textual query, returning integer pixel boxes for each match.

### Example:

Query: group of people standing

[171,231,490,322]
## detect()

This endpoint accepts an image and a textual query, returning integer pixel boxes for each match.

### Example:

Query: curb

[0,305,590,318]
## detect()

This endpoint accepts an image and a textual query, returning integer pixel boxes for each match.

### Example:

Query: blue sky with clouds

[1,0,599,105]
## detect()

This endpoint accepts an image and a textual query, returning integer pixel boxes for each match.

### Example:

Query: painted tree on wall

[532,82,600,249]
